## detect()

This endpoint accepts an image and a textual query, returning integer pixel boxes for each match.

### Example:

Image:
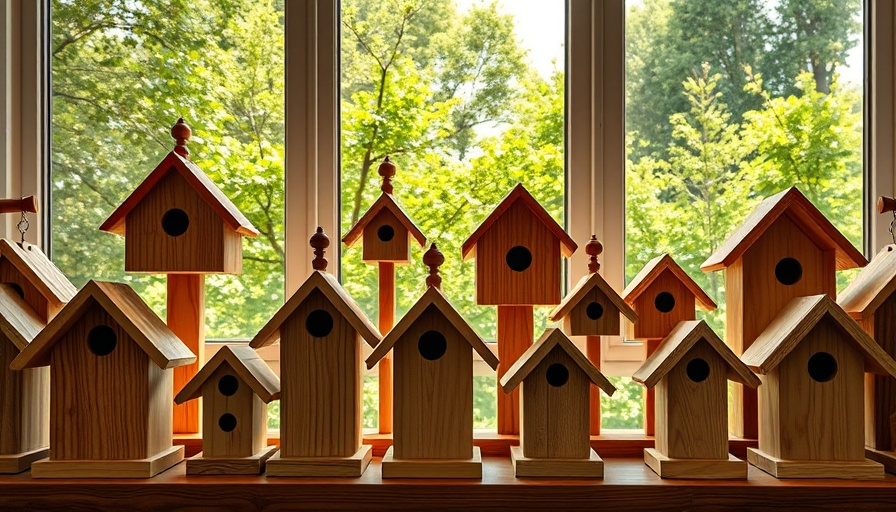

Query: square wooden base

[509,446,603,478]
[186,445,279,476]
[644,448,746,479]
[30,445,184,479]
[0,447,49,474]
[381,446,482,479]
[747,448,884,480]
[865,447,896,475]
[266,445,372,477]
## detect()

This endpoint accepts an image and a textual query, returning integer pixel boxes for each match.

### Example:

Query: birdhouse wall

[124,169,243,274]
[0,259,57,321]
[625,270,696,340]
[654,339,728,460]
[361,208,410,262]
[279,289,362,458]
[393,305,473,459]
[475,201,561,305]
[0,338,48,454]
[758,316,865,462]
[862,297,896,451]
[519,346,591,459]
[200,363,267,458]
[48,303,173,460]
[563,286,621,337]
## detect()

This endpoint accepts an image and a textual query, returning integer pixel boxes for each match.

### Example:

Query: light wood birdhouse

[550,266,637,337]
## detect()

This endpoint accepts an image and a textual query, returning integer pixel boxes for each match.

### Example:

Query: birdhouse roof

[366,286,499,370]
[0,240,77,308]
[622,254,717,311]
[632,320,760,389]
[838,245,896,321]
[11,280,196,370]
[549,272,638,323]
[499,328,616,396]
[342,193,426,248]
[0,284,45,351]
[461,184,577,261]
[175,345,280,404]
[741,294,896,378]
[99,151,259,237]
[701,187,866,272]
[249,271,381,349]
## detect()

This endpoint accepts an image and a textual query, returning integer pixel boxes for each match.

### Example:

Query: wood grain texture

[186,445,278,476]
[644,339,661,437]
[866,299,896,451]
[0,259,52,322]
[497,306,532,435]
[342,193,426,250]
[644,449,746,479]
[361,209,410,262]
[0,239,77,317]
[0,338,48,459]
[174,345,279,404]
[748,448,883,480]
[0,447,48,474]
[31,445,184,479]
[378,262,394,435]
[0,285,45,352]
[266,445,372,477]
[586,335,601,436]
[563,287,622,337]
[200,365,266,459]
[510,445,603,478]
[623,254,716,316]
[169,274,205,434]
[625,270,698,341]
[865,447,896,474]
[381,446,482,479]
[838,244,896,320]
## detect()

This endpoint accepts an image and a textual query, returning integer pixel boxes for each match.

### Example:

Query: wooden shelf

[1,457,894,510]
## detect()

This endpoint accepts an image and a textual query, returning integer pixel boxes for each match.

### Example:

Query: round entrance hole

[306,309,334,338]
[218,413,238,433]
[3,283,24,298]
[586,301,604,320]
[546,363,569,387]
[161,208,190,237]
[808,352,838,382]
[686,358,710,383]
[377,224,395,242]
[775,257,803,286]
[654,292,675,313]
[218,375,239,396]
[505,246,532,272]
[87,325,117,356]
[418,330,447,361]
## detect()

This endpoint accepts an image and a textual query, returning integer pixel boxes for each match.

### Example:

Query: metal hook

[889,211,896,246]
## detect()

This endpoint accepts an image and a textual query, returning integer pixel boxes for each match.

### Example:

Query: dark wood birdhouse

[10,280,196,478]
[500,328,615,478]
[175,345,280,475]
[633,320,760,479]
[741,295,896,480]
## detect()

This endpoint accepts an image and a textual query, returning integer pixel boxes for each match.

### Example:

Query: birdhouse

[623,254,716,340]
[633,320,761,479]
[366,246,500,478]
[550,268,637,337]
[741,295,896,480]
[174,345,280,475]
[500,328,616,478]
[249,228,381,477]
[10,280,196,478]
[462,184,577,305]
[99,119,259,273]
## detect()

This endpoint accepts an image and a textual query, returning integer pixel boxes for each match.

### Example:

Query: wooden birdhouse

[633,320,761,479]
[174,345,280,475]
[623,254,716,341]
[10,280,196,478]
[500,328,616,478]
[0,240,77,473]
[550,265,637,337]
[741,295,896,480]
[701,187,866,439]
[366,245,500,478]
[249,228,381,477]
[462,183,577,306]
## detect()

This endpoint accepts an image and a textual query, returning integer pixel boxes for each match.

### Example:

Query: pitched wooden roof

[632,320,760,389]
[366,286,499,370]
[175,345,280,404]
[461,183,577,261]
[701,187,866,272]
[741,294,896,378]
[342,193,426,248]
[622,254,716,311]
[11,280,196,370]
[99,151,259,237]
[0,284,45,351]
[838,244,896,320]
[500,328,615,396]
[249,271,381,349]
[549,272,638,323]
[0,239,77,308]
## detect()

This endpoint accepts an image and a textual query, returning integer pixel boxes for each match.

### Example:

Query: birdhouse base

[265,445,372,477]
[644,448,746,479]
[186,445,279,476]
[509,446,603,478]
[864,447,896,475]
[29,445,184,479]
[747,448,884,480]
[381,446,482,479]
[0,447,49,474]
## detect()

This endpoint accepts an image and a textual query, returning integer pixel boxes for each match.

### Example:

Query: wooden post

[586,335,602,436]
[497,305,533,435]
[378,261,395,434]
[644,338,661,436]
[169,273,205,434]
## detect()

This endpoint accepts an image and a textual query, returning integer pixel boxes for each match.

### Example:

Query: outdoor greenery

[50,0,863,432]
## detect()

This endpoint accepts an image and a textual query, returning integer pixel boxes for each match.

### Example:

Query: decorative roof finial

[310,226,330,271]
[379,156,396,195]
[171,117,192,159]
[586,235,603,274]
[423,243,444,289]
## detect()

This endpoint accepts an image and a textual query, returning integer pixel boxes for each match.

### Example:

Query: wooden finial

[423,243,444,289]
[0,196,37,214]
[586,235,603,273]
[379,156,396,194]
[310,226,330,271]
[878,196,896,214]
[171,117,192,159]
